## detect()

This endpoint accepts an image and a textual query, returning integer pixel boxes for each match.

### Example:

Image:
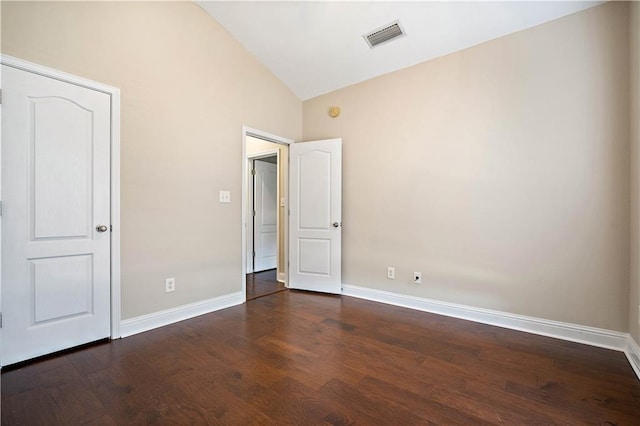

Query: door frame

[241,126,292,301]
[246,152,279,274]
[0,55,122,342]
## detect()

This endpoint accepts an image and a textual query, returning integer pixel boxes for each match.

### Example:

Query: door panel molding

[0,56,121,363]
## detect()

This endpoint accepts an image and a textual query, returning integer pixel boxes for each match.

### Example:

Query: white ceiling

[198,1,603,100]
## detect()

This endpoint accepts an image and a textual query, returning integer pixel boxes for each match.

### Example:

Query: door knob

[96,225,109,233]
[332,222,341,228]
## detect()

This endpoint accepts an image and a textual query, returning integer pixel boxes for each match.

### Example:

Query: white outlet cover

[387,267,395,279]
[165,277,176,292]
[219,190,231,203]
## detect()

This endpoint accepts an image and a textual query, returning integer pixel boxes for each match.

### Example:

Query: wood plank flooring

[246,269,285,300]
[3,290,640,425]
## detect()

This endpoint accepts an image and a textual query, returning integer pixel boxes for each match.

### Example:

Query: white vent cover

[363,20,406,49]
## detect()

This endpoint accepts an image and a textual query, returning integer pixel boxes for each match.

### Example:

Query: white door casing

[246,159,254,274]
[253,159,278,272]
[1,60,116,366]
[289,139,342,294]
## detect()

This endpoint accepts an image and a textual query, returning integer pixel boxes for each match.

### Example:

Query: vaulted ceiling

[198,1,603,100]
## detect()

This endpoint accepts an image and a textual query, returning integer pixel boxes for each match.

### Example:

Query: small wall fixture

[328,106,340,118]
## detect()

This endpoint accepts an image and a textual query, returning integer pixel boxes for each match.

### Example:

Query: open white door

[253,159,278,272]
[289,139,342,294]
[2,64,112,365]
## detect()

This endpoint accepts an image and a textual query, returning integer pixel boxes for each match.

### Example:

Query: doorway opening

[242,127,292,301]
[247,154,284,300]
[247,155,278,274]
[246,269,285,301]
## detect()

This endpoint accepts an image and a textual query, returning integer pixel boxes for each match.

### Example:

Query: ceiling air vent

[364,20,406,49]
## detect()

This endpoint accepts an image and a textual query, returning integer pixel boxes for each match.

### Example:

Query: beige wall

[630,1,640,343]
[246,136,288,279]
[2,1,636,334]
[2,1,302,319]
[304,2,630,331]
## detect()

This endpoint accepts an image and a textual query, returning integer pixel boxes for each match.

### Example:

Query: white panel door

[289,139,342,294]
[254,159,278,272]
[2,65,112,366]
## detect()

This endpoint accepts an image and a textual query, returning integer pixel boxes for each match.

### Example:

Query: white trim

[0,55,122,340]
[110,88,122,338]
[245,127,294,145]
[342,284,629,351]
[1,55,119,96]
[241,126,293,301]
[246,158,255,274]
[120,291,244,338]
[0,63,3,368]
[246,149,280,275]
[249,151,281,160]
[625,336,640,380]
[344,284,640,381]
[278,272,286,284]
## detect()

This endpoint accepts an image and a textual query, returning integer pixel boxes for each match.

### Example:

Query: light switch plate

[219,190,231,203]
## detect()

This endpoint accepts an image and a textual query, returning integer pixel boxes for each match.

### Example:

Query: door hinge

[251,168,256,176]
[0,89,3,105]
[0,201,3,216]
[110,225,113,232]
[0,312,3,328]
[253,210,256,217]
[252,250,255,258]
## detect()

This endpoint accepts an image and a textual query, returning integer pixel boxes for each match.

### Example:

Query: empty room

[2,0,640,424]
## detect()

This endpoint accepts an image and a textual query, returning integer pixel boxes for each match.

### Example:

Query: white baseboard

[342,284,631,356]
[116,284,640,381]
[277,272,286,283]
[625,336,640,379]
[120,291,244,338]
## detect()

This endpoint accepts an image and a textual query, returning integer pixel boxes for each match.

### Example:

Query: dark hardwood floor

[246,269,285,300]
[3,290,640,425]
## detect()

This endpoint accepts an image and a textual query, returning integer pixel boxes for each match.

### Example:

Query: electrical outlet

[413,272,422,284]
[219,190,231,203]
[165,277,176,293]
[387,267,395,280]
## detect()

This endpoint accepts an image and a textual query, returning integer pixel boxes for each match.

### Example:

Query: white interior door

[2,64,112,366]
[253,159,278,272]
[289,139,342,294]
[246,159,255,273]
